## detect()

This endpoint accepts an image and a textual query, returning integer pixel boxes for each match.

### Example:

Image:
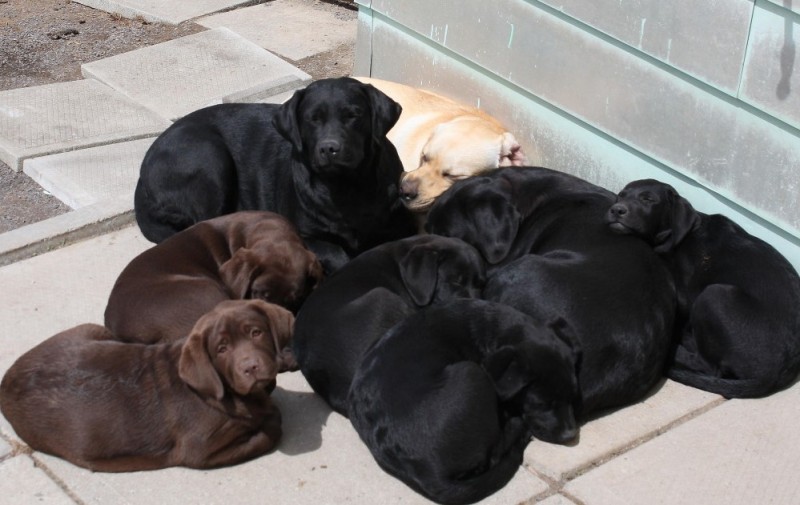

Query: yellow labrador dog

[356,77,529,218]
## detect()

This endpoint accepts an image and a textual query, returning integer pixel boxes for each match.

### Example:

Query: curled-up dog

[349,299,580,505]
[0,300,294,472]
[607,179,800,398]
[292,235,486,415]
[356,77,528,220]
[105,211,321,349]
[134,77,416,274]
[428,167,676,416]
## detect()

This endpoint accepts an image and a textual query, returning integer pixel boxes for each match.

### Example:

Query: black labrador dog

[427,167,676,416]
[292,235,486,416]
[134,77,417,274]
[607,179,800,398]
[348,299,581,505]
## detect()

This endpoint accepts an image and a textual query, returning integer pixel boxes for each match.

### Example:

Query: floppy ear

[306,251,324,291]
[219,249,258,299]
[398,245,439,306]
[361,82,402,141]
[549,317,583,375]
[273,87,305,152]
[179,329,225,401]
[654,190,699,254]
[484,345,530,401]
[499,132,527,167]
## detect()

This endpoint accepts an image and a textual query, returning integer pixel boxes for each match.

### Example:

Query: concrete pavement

[1,1,799,504]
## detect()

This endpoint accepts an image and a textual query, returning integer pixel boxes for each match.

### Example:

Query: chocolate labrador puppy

[607,179,800,398]
[105,211,321,348]
[0,300,294,472]
[349,299,580,505]
[292,235,486,416]
[428,167,676,416]
[134,77,417,274]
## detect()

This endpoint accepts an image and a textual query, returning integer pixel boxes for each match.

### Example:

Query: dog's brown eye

[251,328,263,339]
[420,154,429,165]
[216,342,228,354]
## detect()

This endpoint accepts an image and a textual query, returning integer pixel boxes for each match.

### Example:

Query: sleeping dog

[607,179,800,398]
[355,77,528,219]
[427,167,676,416]
[105,211,321,348]
[292,235,486,416]
[134,77,417,274]
[348,299,580,505]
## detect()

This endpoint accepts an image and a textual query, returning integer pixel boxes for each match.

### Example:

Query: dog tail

[667,368,797,399]
[420,418,528,505]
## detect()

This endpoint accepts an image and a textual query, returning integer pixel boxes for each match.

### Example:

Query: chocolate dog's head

[273,77,402,180]
[178,300,295,400]
[219,238,323,312]
[606,179,700,253]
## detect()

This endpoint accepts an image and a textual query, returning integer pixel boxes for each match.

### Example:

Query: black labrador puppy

[134,77,417,274]
[607,179,800,398]
[348,299,581,505]
[428,167,676,416]
[292,235,486,416]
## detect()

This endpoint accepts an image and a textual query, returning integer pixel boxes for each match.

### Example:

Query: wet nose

[609,203,628,217]
[241,357,263,377]
[318,140,341,160]
[400,178,419,201]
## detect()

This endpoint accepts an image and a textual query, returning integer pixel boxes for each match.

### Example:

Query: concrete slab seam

[552,396,728,484]
[7,132,168,173]
[29,452,87,505]
[0,433,29,465]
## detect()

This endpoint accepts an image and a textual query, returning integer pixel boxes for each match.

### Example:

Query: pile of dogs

[2,77,799,505]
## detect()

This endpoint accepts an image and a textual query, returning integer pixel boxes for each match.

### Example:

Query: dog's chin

[402,196,435,213]
[247,378,277,396]
[312,157,363,178]
[607,221,632,235]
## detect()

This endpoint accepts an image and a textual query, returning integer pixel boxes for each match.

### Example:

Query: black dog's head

[395,235,487,307]
[273,77,402,180]
[484,317,582,445]
[606,179,700,253]
[426,175,520,265]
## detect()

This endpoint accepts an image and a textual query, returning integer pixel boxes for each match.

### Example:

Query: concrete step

[23,138,156,210]
[0,79,170,171]
[81,27,311,121]
[198,0,358,61]
[73,0,256,25]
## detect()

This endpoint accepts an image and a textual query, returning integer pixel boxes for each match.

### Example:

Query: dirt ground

[0,0,356,233]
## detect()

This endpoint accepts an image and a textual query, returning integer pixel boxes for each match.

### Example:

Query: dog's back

[293,235,486,415]
[348,299,580,504]
[667,214,800,397]
[135,103,289,243]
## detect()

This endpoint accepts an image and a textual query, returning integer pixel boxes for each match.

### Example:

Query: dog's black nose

[609,203,628,217]
[318,140,341,159]
[399,178,419,201]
